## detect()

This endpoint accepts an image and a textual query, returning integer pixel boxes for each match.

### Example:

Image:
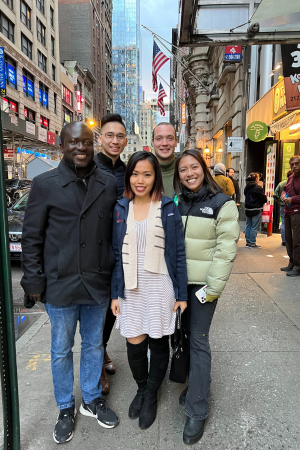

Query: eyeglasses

[102,132,126,142]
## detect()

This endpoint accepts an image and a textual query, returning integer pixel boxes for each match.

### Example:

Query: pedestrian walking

[174,150,239,445]
[21,122,119,444]
[244,173,267,249]
[213,163,235,197]
[152,122,177,197]
[280,156,300,276]
[227,167,240,205]
[111,151,187,430]
[95,113,127,394]
[273,170,292,246]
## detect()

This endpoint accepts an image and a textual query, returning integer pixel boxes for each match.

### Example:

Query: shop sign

[181,103,186,124]
[227,137,243,152]
[25,121,36,135]
[38,127,47,143]
[282,142,295,181]
[47,131,55,145]
[272,80,286,120]
[224,46,242,62]
[8,64,15,85]
[76,91,81,112]
[43,118,48,128]
[0,47,6,96]
[22,75,27,93]
[27,80,34,97]
[246,121,268,142]
[3,149,15,159]
[281,44,300,111]
[269,111,298,135]
[73,71,78,86]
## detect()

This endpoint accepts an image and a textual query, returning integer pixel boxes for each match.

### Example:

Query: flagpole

[142,25,210,93]
[158,74,186,105]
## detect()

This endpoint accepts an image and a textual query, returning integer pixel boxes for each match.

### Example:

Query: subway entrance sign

[224,46,242,62]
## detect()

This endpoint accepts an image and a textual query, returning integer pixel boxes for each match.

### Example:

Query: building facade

[1,0,62,177]
[139,101,154,148]
[112,0,140,133]
[58,0,113,122]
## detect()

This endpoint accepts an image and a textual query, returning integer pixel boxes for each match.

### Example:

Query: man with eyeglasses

[95,114,127,199]
[95,113,128,394]
[152,122,178,198]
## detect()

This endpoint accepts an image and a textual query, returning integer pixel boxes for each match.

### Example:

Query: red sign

[47,131,55,146]
[43,118,48,128]
[40,117,43,125]
[76,91,81,112]
[4,148,15,159]
[224,46,242,62]
[24,108,28,118]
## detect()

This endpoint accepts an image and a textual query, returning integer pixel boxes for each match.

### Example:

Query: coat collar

[180,183,213,203]
[96,152,126,170]
[58,158,105,187]
[117,195,173,210]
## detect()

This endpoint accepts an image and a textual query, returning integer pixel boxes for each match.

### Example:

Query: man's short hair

[227,167,234,172]
[100,113,125,131]
[60,122,91,145]
[289,156,300,164]
[152,122,176,140]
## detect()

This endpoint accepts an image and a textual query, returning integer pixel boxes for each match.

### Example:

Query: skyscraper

[112,0,140,133]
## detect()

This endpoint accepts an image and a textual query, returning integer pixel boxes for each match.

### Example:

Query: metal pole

[0,107,20,449]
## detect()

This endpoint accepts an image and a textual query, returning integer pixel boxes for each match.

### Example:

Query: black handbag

[169,307,190,384]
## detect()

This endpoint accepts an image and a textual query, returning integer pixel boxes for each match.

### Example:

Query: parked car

[7,191,29,260]
[6,179,32,202]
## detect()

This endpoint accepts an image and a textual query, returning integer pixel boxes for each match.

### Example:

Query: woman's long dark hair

[124,151,163,201]
[174,149,222,197]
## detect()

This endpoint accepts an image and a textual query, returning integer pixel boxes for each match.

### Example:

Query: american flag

[158,83,167,116]
[152,41,169,92]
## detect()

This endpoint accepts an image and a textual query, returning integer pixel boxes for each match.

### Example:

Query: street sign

[247,121,268,142]
[0,47,6,96]
[224,46,242,62]
[227,137,243,152]
[3,149,15,159]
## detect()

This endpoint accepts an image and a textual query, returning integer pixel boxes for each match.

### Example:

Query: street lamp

[89,120,95,126]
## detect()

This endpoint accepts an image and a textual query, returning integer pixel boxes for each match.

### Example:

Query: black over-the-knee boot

[126,337,149,419]
[139,336,169,430]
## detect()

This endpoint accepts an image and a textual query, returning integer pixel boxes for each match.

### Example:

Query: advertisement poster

[0,47,5,96]
[281,142,295,181]
[265,143,277,205]
[281,44,300,111]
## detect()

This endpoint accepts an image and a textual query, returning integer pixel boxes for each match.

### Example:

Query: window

[39,82,48,108]
[22,69,34,100]
[37,19,46,45]
[63,105,73,124]
[21,1,31,29]
[0,13,14,43]
[21,34,32,59]
[3,97,18,115]
[5,0,13,10]
[51,36,55,57]
[62,85,73,106]
[40,115,49,129]
[24,107,35,123]
[54,93,57,114]
[36,0,44,14]
[52,65,55,81]
[5,56,17,89]
[38,50,47,73]
[50,7,54,27]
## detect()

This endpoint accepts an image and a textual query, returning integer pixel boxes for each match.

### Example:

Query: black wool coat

[21,159,117,306]
[95,152,126,199]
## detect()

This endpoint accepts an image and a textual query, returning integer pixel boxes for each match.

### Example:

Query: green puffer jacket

[178,184,240,300]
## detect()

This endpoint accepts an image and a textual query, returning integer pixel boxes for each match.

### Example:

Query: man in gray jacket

[21,122,119,444]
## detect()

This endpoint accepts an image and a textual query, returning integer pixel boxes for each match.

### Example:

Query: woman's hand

[111,299,120,316]
[174,301,187,313]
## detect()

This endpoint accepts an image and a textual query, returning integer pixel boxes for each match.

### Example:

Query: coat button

[99,213,104,218]
[98,267,102,272]
[81,270,86,275]
[82,214,86,219]
[98,240,103,245]
[81,242,86,248]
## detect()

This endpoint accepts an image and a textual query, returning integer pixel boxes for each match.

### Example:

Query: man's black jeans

[185,284,218,420]
[285,213,300,271]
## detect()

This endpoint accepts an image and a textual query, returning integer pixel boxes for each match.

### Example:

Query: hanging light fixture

[275,62,282,70]
[204,145,210,153]
[269,70,275,77]
[218,144,223,153]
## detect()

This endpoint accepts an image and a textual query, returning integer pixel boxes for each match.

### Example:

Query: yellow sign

[181,103,186,124]
[273,80,286,120]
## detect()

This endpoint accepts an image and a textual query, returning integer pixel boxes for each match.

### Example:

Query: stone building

[139,101,155,148]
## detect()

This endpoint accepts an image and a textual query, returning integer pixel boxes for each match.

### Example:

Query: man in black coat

[21,122,119,444]
[95,113,127,393]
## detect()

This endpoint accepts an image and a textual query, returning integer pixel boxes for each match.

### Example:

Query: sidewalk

[2,228,300,450]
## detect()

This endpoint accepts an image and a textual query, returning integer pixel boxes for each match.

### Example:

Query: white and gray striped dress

[116,219,176,339]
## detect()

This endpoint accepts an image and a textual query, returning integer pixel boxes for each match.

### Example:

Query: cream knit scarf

[122,200,169,290]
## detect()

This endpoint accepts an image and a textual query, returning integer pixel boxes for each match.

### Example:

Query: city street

[2,227,300,450]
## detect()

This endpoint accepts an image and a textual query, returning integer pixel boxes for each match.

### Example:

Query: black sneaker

[281,265,293,272]
[80,397,119,428]
[53,405,76,444]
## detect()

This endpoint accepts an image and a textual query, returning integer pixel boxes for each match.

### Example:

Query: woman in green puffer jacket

[173,149,240,446]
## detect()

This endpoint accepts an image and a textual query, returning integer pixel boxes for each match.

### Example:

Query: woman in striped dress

[111,151,187,430]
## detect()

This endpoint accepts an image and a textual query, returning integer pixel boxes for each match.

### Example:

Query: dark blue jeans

[245,212,262,245]
[185,285,218,420]
[45,302,109,410]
